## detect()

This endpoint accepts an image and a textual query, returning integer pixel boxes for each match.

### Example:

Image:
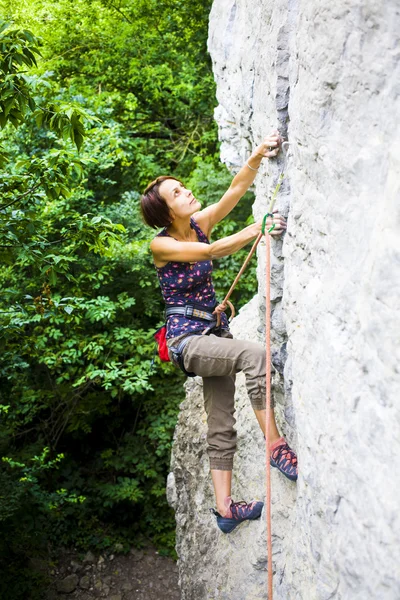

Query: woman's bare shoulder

[150,236,175,268]
[150,235,174,252]
[191,211,212,238]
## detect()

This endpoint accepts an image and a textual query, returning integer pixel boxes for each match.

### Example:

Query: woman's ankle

[217,496,232,517]
[263,433,283,447]
[269,436,285,451]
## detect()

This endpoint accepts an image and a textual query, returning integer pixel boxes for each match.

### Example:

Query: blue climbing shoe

[270,439,298,481]
[211,498,264,534]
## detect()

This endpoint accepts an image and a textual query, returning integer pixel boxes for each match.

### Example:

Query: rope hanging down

[264,143,291,599]
[264,228,273,600]
[211,175,282,598]
[215,142,291,598]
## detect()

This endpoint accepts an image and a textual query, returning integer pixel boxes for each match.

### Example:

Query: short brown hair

[140,176,181,229]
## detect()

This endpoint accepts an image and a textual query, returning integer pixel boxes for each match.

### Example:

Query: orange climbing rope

[215,227,274,598]
[214,231,263,323]
[213,223,276,599]
[264,232,273,599]
[213,149,291,597]
[213,175,286,599]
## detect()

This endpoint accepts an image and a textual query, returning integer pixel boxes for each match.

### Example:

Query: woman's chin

[190,200,201,212]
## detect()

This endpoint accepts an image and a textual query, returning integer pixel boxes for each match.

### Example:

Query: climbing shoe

[270,437,298,481]
[211,497,264,534]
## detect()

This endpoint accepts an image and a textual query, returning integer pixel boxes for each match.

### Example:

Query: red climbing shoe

[270,437,298,481]
[211,496,264,534]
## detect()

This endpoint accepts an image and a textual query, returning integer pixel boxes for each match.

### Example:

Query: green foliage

[0,21,40,129]
[0,448,82,522]
[0,2,257,598]
[0,20,120,275]
[0,20,93,147]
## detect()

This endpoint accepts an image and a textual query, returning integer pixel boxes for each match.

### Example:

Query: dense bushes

[0,4,256,598]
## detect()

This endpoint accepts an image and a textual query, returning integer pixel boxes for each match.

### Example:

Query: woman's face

[159,179,201,221]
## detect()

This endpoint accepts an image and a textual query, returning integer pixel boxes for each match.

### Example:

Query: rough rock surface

[167,297,297,600]
[168,1,400,599]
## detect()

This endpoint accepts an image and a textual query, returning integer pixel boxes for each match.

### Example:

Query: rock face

[168,1,400,599]
[167,298,297,600]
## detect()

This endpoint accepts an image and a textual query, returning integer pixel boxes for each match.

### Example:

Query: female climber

[141,131,298,534]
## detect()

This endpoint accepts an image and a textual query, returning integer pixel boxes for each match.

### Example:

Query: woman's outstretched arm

[150,215,286,268]
[194,131,282,235]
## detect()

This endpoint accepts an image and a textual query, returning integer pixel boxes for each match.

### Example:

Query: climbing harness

[153,325,199,376]
[165,303,217,323]
[154,302,222,376]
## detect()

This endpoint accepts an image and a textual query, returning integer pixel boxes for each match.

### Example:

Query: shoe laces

[271,442,298,469]
[229,499,257,520]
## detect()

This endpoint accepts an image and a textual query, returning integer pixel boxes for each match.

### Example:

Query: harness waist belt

[165,304,216,322]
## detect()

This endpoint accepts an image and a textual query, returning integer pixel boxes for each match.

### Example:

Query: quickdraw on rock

[262,212,276,234]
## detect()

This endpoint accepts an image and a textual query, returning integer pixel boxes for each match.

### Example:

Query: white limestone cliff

[167,1,400,598]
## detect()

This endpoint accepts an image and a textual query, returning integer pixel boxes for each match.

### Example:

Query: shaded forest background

[0,1,256,597]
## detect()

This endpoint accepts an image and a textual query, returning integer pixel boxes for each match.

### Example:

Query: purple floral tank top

[155,218,229,339]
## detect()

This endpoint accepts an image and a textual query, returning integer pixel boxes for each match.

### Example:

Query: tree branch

[102,0,133,24]
[0,183,41,210]
[125,131,175,140]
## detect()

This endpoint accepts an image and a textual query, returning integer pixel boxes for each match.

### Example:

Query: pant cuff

[209,457,234,471]
[250,396,275,410]
[251,398,266,410]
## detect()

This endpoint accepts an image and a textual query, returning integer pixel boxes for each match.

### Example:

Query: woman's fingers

[270,229,284,237]
[271,213,287,226]
[263,139,279,148]
[262,214,287,237]
[256,213,287,236]
[264,133,281,143]
[269,221,286,236]
[254,132,283,158]
[261,142,280,158]
[270,225,286,233]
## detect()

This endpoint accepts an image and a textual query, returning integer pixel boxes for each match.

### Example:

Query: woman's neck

[167,217,194,242]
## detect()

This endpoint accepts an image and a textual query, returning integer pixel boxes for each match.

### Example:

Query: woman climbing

[141,131,298,534]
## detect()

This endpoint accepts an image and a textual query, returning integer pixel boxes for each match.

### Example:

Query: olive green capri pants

[168,331,270,471]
